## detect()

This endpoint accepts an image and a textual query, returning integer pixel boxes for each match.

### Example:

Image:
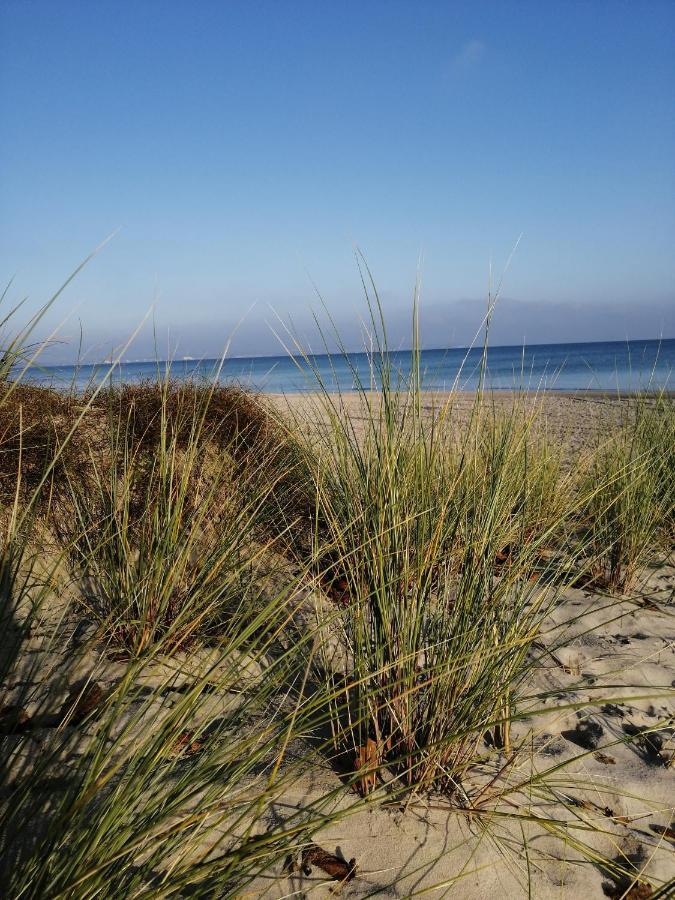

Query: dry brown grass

[88,379,278,454]
[0,380,311,535]
[0,384,91,508]
[85,380,312,542]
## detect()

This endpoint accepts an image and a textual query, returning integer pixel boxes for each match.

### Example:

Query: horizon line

[38,333,675,368]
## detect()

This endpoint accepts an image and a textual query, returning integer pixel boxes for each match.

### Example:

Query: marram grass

[284,320,587,793]
[1,268,674,897]
[582,396,674,593]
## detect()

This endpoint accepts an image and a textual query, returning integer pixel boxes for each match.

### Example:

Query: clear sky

[1,0,673,362]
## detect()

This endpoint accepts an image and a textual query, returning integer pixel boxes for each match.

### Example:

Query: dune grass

[582,397,674,593]
[277,292,592,795]
[0,296,340,898]
[1,273,674,897]
[58,376,290,656]
[0,527,352,898]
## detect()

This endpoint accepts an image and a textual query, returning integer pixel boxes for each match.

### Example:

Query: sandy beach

[2,384,673,898]
[272,389,642,446]
[3,1,673,894]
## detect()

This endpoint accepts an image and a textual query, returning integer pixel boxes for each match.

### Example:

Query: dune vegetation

[0,282,674,898]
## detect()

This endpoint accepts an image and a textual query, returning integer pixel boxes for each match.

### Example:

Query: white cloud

[452,39,486,70]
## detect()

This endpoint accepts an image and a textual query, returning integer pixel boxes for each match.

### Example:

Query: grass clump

[283,284,580,795]
[91,378,279,457]
[582,399,674,593]
[0,284,346,898]
[0,525,338,899]
[60,379,287,656]
[0,385,87,510]
[305,395,574,792]
[643,395,675,549]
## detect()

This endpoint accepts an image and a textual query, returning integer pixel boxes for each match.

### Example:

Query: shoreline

[13,375,675,400]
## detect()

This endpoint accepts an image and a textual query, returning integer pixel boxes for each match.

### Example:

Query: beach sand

[270,390,642,453]
[256,392,675,897]
[3,391,673,898]
[250,562,675,898]
[9,558,673,897]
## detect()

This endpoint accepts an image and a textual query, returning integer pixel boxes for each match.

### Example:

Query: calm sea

[23,338,675,394]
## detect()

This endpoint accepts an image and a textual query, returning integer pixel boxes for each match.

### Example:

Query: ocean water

[23,338,675,394]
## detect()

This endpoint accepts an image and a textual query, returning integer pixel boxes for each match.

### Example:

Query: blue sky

[1,0,673,361]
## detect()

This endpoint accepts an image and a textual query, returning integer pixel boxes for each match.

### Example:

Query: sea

[22,338,675,394]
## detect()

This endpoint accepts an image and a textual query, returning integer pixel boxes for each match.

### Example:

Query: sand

[7,561,672,897]
[249,392,675,898]
[2,391,673,898]
[268,389,644,456]
[245,559,675,898]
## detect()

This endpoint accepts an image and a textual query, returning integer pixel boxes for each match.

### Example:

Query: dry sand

[268,389,643,457]
[3,391,674,898]
[12,560,672,897]
[258,392,675,896]
[246,561,675,899]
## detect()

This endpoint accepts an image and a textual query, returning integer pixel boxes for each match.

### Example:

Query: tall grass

[0,285,346,898]
[642,394,675,550]
[59,376,287,655]
[2,264,674,897]
[0,529,349,898]
[582,397,674,592]
[280,281,583,795]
